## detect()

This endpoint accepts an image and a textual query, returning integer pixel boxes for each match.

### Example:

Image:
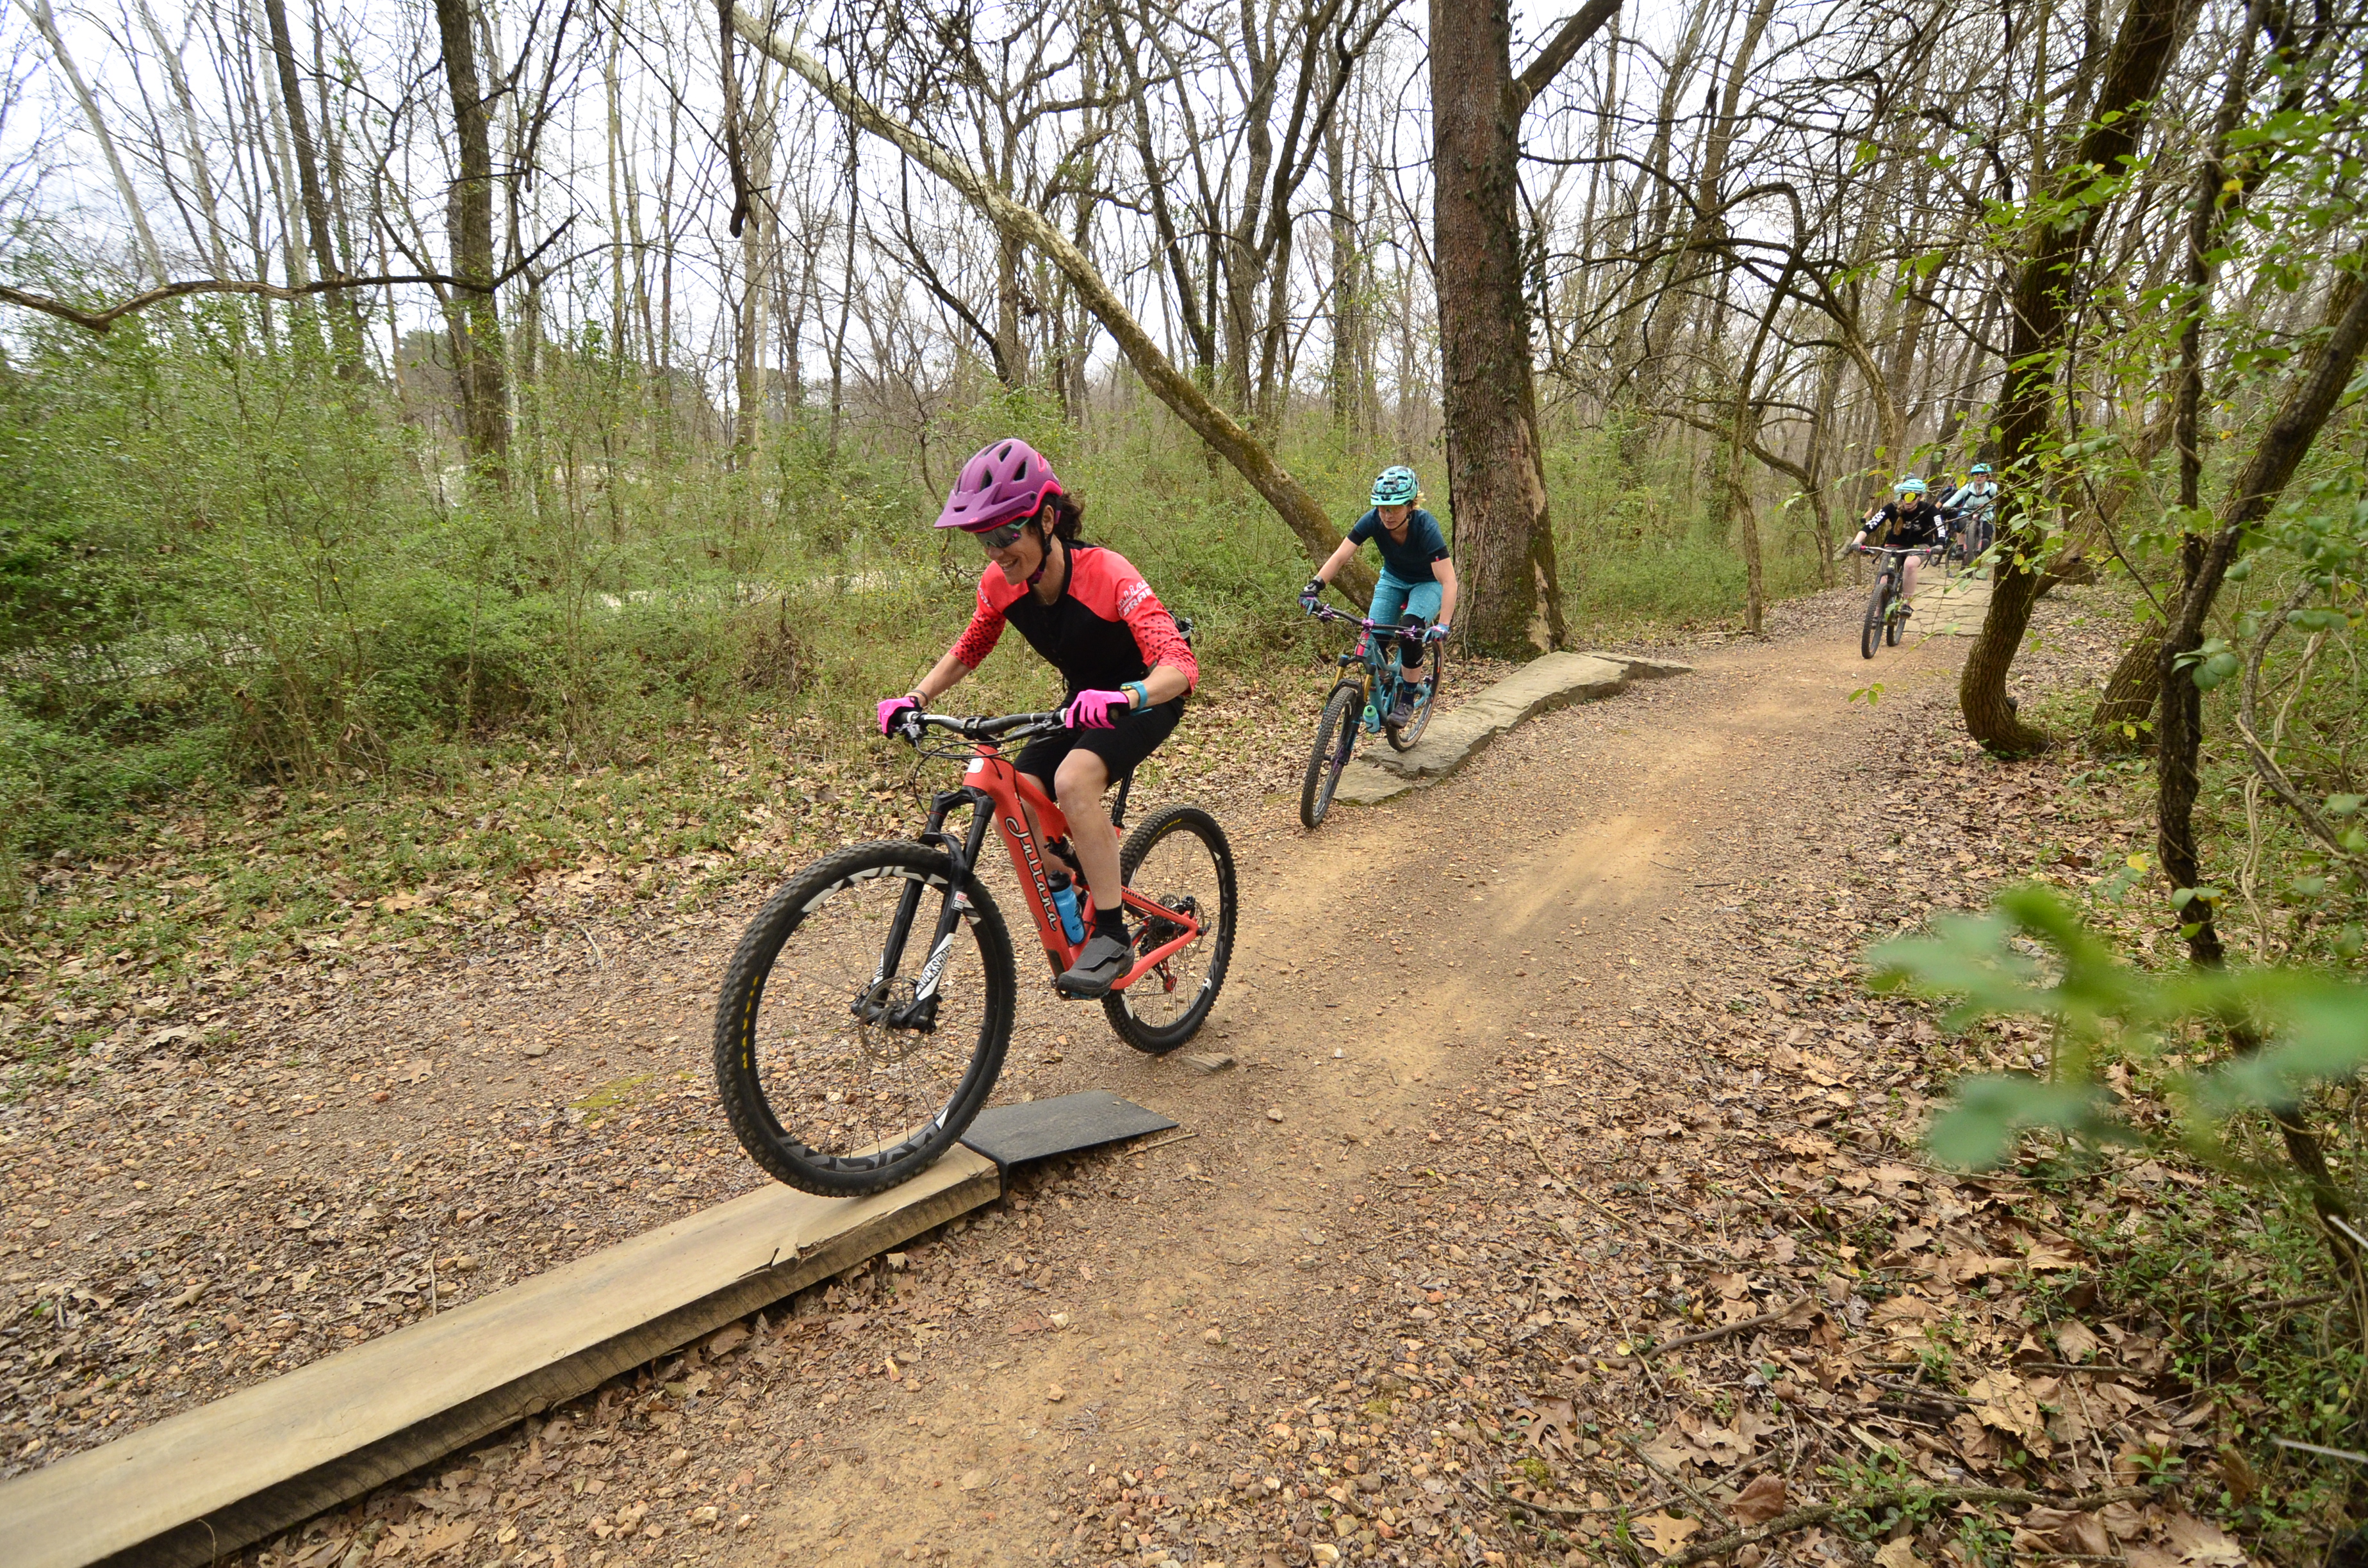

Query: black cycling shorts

[1012,697,1183,794]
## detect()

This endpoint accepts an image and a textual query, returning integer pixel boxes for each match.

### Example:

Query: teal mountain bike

[1298,598,1443,829]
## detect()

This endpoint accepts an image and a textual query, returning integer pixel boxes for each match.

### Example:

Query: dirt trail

[732,618,1967,1564]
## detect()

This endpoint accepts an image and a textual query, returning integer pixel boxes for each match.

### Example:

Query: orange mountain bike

[714,709,1235,1196]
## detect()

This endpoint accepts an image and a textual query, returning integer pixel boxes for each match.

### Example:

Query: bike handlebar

[894,709,1067,746]
[1304,601,1420,635]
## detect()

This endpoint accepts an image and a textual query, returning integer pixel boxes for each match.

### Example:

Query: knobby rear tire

[1886,580,1906,646]
[1101,804,1238,1054]
[714,840,1015,1198]
[1300,682,1361,829]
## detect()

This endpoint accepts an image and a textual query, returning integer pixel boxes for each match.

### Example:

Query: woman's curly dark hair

[1039,490,1085,544]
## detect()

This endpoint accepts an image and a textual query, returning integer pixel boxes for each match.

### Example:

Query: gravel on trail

[8,581,2246,1568]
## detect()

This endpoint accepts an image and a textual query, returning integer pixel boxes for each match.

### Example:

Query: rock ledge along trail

[1331,651,1691,805]
[12,583,2173,1568]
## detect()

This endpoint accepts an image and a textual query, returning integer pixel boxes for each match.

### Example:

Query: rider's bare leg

[1902,551,1921,603]
[1053,749,1124,917]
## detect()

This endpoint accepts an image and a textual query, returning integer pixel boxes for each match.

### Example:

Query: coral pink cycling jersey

[951,543,1197,698]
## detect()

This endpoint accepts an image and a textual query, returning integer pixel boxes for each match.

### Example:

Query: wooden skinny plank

[6,1148,999,1568]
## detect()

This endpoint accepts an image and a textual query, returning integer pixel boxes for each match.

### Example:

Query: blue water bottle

[1046,870,1087,943]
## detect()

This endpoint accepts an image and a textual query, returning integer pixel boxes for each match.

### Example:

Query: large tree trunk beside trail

[1426,0,1615,657]
[1429,0,1567,655]
[734,4,1368,599]
[1959,0,2185,754]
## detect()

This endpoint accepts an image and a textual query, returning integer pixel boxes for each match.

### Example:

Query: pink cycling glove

[1063,689,1130,730]
[877,695,917,736]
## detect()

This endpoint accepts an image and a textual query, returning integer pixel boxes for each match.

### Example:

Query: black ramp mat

[960,1090,1177,1177]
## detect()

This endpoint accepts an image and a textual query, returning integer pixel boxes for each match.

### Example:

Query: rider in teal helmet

[1941,463,2003,560]
[1370,465,1418,507]
[1848,476,1948,609]
[1302,466,1459,728]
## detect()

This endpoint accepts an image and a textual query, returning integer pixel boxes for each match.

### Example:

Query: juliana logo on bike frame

[1003,813,1058,935]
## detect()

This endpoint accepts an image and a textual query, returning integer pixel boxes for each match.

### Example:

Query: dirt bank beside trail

[22,581,2226,1568]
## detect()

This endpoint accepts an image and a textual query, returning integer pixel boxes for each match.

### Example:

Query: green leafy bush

[1875,884,2368,1173]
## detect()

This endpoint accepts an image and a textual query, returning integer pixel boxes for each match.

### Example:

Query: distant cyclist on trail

[1941,463,2003,557]
[1848,477,1950,613]
[1301,465,1459,729]
[877,438,1199,999]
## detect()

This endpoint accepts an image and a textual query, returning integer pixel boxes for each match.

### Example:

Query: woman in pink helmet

[876,439,1199,998]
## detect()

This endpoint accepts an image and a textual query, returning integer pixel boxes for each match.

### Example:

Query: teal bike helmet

[1370,466,1419,507]
[1969,462,1993,475]
[1895,477,1928,496]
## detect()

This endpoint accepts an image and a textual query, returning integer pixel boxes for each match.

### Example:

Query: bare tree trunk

[15,0,169,286]
[654,80,680,416]
[826,130,855,462]
[2150,267,2368,1285]
[1960,0,2185,753]
[2159,262,2365,957]
[732,53,776,467]
[1609,0,1712,471]
[604,19,630,366]
[1426,0,1613,656]
[1722,250,1800,636]
[2092,6,2299,756]
[1108,0,1215,384]
[2091,632,2164,750]
[260,0,362,372]
[135,0,233,277]
[994,230,1031,389]
[432,0,509,482]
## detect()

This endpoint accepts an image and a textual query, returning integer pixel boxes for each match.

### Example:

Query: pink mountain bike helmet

[935,437,1064,533]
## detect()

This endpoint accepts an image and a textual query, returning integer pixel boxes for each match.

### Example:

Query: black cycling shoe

[1055,931,1135,999]
[1387,692,1417,728]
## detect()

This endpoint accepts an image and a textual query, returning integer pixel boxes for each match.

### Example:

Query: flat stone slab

[1332,650,1691,806]
[1912,579,1992,637]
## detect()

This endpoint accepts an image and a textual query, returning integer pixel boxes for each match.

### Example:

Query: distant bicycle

[1854,544,1942,660]
[1947,500,1996,566]
[714,708,1235,1196]
[1297,598,1443,829]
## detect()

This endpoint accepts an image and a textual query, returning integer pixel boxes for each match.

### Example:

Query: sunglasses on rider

[974,505,1049,551]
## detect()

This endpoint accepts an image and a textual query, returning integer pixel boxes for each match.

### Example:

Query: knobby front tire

[714,840,1015,1198]
[1102,804,1237,1054]
[1300,682,1361,829]
[1861,578,1889,660]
